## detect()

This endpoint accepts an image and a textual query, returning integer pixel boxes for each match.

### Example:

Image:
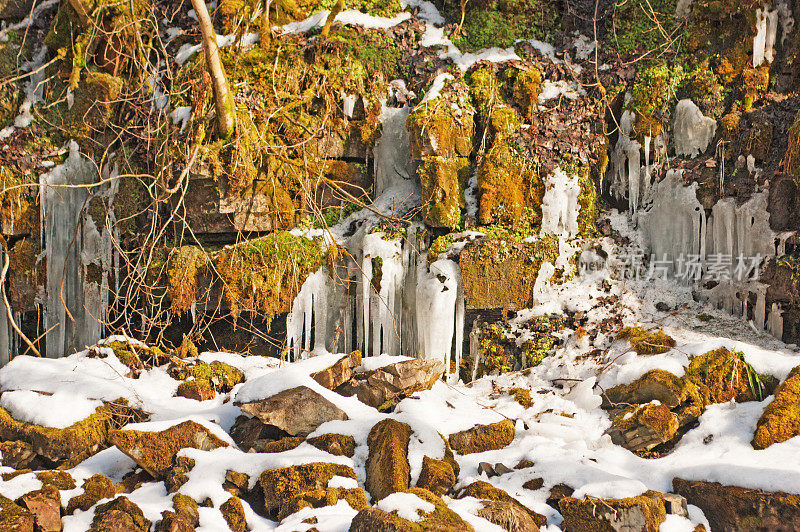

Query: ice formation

[540,167,580,238]
[608,110,643,213]
[754,5,780,67]
[672,99,717,158]
[40,142,114,358]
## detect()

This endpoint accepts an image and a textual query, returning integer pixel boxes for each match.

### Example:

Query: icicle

[0,303,10,365]
[673,99,717,158]
[285,269,329,359]
[767,302,784,339]
[533,262,556,304]
[754,284,766,330]
[754,6,779,67]
[415,259,460,371]
[373,102,413,196]
[540,167,580,238]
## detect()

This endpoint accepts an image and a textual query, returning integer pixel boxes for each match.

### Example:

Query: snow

[376,491,435,521]
[175,32,259,65]
[0,390,102,429]
[170,106,192,133]
[538,80,584,103]
[278,10,411,34]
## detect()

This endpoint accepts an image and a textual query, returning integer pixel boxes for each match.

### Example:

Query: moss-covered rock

[307,433,357,458]
[458,480,547,530]
[166,246,208,315]
[220,496,247,532]
[18,483,61,532]
[350,506,420,531]
[617,326,676,355]
[446,0,559,52]
[603,369,701,408]
[752,366,800,449]
[278,486,369,520]
[90,496,151,532]
[109,420,228,478]
[35,470,76,490]
[0,494,34,532]
[416,156,471,228]
[259,462,357,518]
[448,419,515,455]
[476,141,539,226]
[174,360,245,401]
[416,455,456,496]
[559,490,667,532]
[685,348,776,405]
[66,474,119,514]
[607,402,679,453]
[366,419,412,501]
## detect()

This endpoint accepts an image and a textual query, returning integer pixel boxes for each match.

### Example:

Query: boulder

[352,488,474,531]
[238,386,349,437]
[559,490,667,532]
[229,414,286,450]
[366,419,412,501]
[673,478,800,531]
[416,456,456,496]
[0,495,34,532]
[752,365,800,449]
[448,419,515,455]
[19,484,61,532]
[458,481,546,531]
[308,433,356,458]
[349,507,419,531]
[155,493,200,531]
[220,496,247,532]
[90,497,151,532]
[278,487,368,520]
[606,403,679,453]
[109,421,227,478]
[259,462,357,518]
[685,348,777,406]
[311,351,362,390]
[603,369,700,408]
[337,359,445,409]
[66,474,118,514]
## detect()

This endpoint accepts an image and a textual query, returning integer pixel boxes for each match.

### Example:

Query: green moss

[448,0,560,52]
[512,68,542,121]
[609,0,679,55]
[686,348,776,405]
[474,314,564,376]
[489,107,522,140]
[617,326,676,355]
[697,313,714,322]
[477,140,540,226]
[417,156,471,228]
[467,68,500,114]
[166,246,208,315]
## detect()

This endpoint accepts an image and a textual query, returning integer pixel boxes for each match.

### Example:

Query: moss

[559,490,666,531]
[109,420,228,478]
[366,419,412,501]
[416,455,456,496]
[174,360,244,399]
[171,493,199,526]
[476,140,541,226]
[307,433,356,457]
[215,232,330,324]
[459,481,547,528]
[489,106,522,140]
[0,495,33,530]
[220,496,247,532]
[280,487,369,519]
[512,68,542,122]
[407,83,475,160]
[68,71,124,137]
[36,470,76,490]
[697,313,714,322]
[467,68,500,114]
[752,366,800,449]
[448,419,515,455]
[417,156,471,228]
[0,404,116,465]
[447,0,560,52]
[511,387,533,408]
[166,246,208,315]
[67,474,118,514]
[609,0,680,55]
[686,348,777,405]
[616,402,679,442]
[92,496,151,532]
[259,462,357,516]
[604,369,702,408]
[617,326,676,355]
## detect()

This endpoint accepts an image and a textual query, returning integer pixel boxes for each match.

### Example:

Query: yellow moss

[220,496,247,532]
[416,455,455,496]
[619,403,678,441]
[36,470,77,490]
[459,481,547,528]
[512,67,542,121]
[511,387,533,408]
[166,246,208,315]
[448,419,515,455]
[617,326,676,355]
[477,141,541,226]
[489,106,521,140]
[417,156,471,228]
[559,490,666,531]
[0,495,33,529]
[752,366,800,449]
[307,433,356,457]
[686,347,776,405]
[604,369,702,408]
[259,462,357,516]
[66,474,118,514]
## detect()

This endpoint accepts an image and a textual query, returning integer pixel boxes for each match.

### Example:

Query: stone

[278,487,368,520]
[673,478,800,531]
[606,403,679,453]
[337,359,445,409]
[229,415,287,450]
[477,462,496,477]
[349,507,419,531]
[448,419,515,455]
[416,455,456,496]
[90,496,151,532]
[352,488,475,531]
[109,421,227,478]
[238,386,349,437]
[365,419,412,501]
[35,470,76,490]
[259,462,357,518]
[663,493,688,517]
[164,457,195,493]
[307,433,356,457]
[66,474,118,514]
[685,348,777,406]
[0,495,34,532]
[19,484,61,532]
[559,490,667,532]
[603,369,701,409]
[493,463,513,475]
[311,351,362,390]
[0,440,36,469]
[522,477,544,491]
[458,481,546,530]
[752,365,800,449]
[223,471,250,497]
[220,497,247,532]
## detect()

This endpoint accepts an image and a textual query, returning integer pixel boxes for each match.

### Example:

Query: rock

[259,462,357,518]
[249,437,304,453]
[458,481,546,530]
[603,369,700,408]
[223,471,250,497]
[752,365,800,449]
[448,419,515,455]
[460,237,559,310]
[278,487,368,520]
[35,470,76,490]
[685,348,777,406]
[109,421,227,478]
[0,440,36,469]
[352,488,474,531]
[522,477,544,491]
[349,507,419,531]
[559,490,667,532]
[607,403,679,453]
[164,456,195,493]
[416,156,471,228]
[366,419,412,501]
[238,386,349,437]
[673,478,800,531]
[90,497,151,532]
[616,327,676,355]
[663,493,688,517]
[0,404,116,465]
[307,433,356,457]
[337,359,445,409]
[546,483,574,510]
[229,415,287,450]
[416,455,456,496]
[0,495,34,532]
[493,463,513,475]
[477,462,496,477]
[19,484,61,532]
[174,361,245,401]
[311,351,362,390]
[220,496,247,532]
[66,474,118,514]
